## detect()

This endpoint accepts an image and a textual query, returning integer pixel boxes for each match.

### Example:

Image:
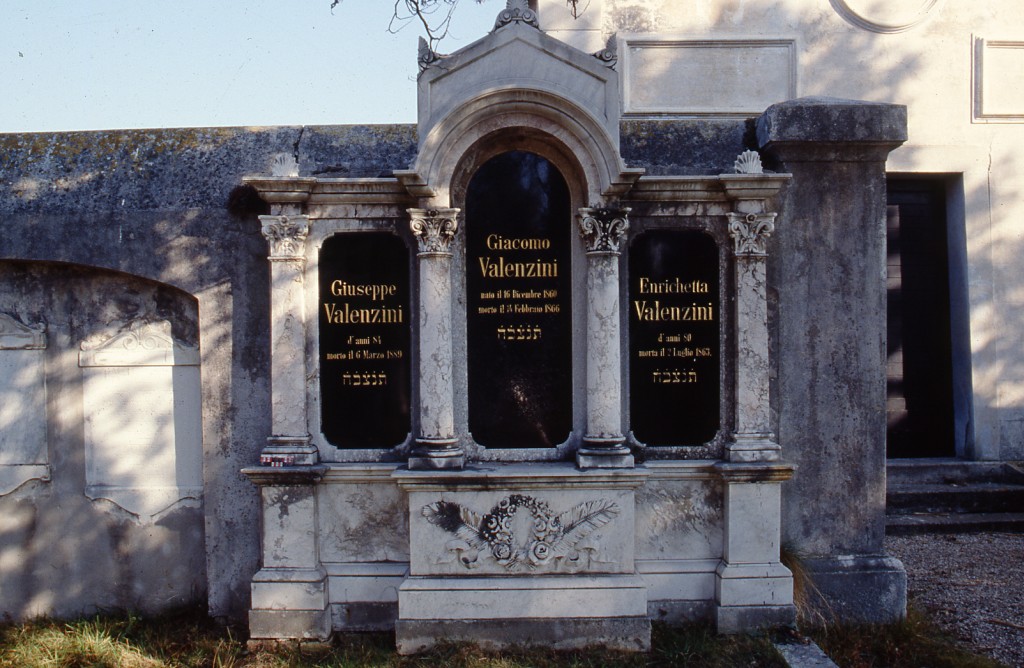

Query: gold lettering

[478,256,559,279]
[322,302,404,324]
[632,300,714,322]
[638,277,710,295]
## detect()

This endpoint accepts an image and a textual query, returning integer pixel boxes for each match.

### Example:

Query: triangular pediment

[417,20,620,150]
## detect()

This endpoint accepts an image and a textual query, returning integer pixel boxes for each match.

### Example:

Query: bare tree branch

[331,0,585,53]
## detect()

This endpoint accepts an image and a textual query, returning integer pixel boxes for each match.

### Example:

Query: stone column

[408,208,464,470]
[259,214,317,466]
[714,166,795,633]
[758,97,908,624]
[726,210,779,462]
[576,207,633,469]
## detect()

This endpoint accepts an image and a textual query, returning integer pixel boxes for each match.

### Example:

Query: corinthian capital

[409,208,460,255]
[577,207,630,254]
[727,212,776,257]
[260,215,309,259]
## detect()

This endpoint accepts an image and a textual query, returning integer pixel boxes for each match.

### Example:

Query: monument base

[396,617,651,654]
[801,555,907,624]
[396,575,650,654]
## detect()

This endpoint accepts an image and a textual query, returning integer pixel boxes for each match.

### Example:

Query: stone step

[886,458,1024,486]
[885,511,1024,535]
[886,481,1024,515]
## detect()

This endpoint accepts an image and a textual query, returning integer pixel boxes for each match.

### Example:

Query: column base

[577,439,634,469]
[249,567,331,641]
[716,561,795,633]
[800,555,907,625]
[725,435,781,463]
[716,604,796,634]
[408,439,465,470]
[577,451,635,469]
[261,436,318,466]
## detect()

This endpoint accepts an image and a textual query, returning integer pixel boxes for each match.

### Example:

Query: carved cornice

[494,0,539,30]
[409,208,460,255]
[79,319,198,367]
[0,313,45,350]
[577,207,630,254]
[727,212,776,257]
[260,214,309,259]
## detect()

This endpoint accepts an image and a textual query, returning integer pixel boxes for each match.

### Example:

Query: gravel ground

[885,532,1024,667]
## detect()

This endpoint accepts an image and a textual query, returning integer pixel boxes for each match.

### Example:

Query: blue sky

[1,1,498,132]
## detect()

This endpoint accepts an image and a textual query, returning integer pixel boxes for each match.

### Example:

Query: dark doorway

[886,178,956,457]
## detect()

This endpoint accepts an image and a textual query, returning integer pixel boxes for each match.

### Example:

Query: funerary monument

[7,0,982,653]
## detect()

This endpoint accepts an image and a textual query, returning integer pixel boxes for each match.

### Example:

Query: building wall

[543,0,1024,463]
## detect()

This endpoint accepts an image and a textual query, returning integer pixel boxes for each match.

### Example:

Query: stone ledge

[395,617,651,654]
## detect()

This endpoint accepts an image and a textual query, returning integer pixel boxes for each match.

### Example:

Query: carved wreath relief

[422,494,619,572]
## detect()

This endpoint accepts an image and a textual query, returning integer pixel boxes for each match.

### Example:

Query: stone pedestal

[242,466,330,641]
[714,462,796,632]
[393,464,649,653]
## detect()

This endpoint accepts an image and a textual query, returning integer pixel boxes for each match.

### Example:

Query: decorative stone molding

[409,208,459,255]
[0,312,45,349]
[0,313,49,496]
[79,319,202,519]
[494,0,539,31]
[577,207,630,253]
[733,150,763,175]
[593,46,617,68]
[421,494,620,572]
[260,214,309,259]
[829,0,944,34]
[80,319,199,367]
[727,212,776,257]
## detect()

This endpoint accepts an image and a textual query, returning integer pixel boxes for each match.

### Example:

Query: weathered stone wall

[0,125,417,621]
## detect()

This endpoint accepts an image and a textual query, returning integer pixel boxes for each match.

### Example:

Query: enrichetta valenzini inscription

[466,151,572,448]
[319,233,411,448]
[629,230,720,445]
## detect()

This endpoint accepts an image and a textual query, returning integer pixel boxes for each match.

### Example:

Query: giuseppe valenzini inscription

[630,231,720,445]
[319,233,411,448]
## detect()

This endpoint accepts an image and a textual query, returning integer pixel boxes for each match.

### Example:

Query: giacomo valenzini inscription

[422,495,620,571]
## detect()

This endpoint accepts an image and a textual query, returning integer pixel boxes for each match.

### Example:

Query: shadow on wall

[0,260,206,620]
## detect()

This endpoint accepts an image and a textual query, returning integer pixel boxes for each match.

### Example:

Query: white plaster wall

[537,0,1024,461]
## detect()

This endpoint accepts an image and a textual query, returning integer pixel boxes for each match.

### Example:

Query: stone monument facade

[0,0,931,648]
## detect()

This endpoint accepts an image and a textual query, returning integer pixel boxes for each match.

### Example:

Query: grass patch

[0,611,783,668]
[809,606,1005,668]
[0,606,1003,668]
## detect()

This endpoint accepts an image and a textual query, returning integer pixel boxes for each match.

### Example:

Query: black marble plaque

[629,230,720,445]
[319,233,411,448]
[466,151,572,448]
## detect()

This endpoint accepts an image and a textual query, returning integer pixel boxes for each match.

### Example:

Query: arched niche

[398,87,642,207]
